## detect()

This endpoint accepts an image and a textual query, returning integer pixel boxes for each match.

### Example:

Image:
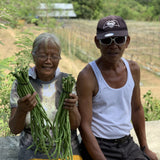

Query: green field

[1,19,160,137]
[54,19,160,75]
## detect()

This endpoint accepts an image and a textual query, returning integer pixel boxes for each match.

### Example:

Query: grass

[54,19,160,75]
[1,19,160,137]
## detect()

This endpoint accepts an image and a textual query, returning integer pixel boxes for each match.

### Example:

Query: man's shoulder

[77,63,93,79]
[126,59,140,79]
[127,59,140,72]
[76,63,97,95]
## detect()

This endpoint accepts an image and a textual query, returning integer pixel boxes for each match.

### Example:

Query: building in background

[36,3,77,18]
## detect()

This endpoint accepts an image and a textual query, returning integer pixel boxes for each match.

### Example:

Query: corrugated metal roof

[37,10,76,17]
[37,3,74,10]
[36,3,76,18]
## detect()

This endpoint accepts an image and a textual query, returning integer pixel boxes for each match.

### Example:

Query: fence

[54,19,160,76]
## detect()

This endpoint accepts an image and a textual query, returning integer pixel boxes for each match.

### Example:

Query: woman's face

[33,40,61,81]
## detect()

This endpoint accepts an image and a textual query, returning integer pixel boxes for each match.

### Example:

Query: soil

[1,24,160,100]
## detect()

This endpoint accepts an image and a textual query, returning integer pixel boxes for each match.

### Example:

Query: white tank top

[89,58,134,139]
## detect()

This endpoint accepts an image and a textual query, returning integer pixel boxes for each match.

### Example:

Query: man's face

[33,41,61,81]
[95,36,130,62]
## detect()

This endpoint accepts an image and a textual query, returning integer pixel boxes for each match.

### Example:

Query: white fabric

[10,67,61,127]
[28,66,60,79]
[89,58,134,139]
[26,67,60,126]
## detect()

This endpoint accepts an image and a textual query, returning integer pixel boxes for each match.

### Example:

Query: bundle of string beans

[51,75,75,160]
[11,67,75,160]
[11,66,54,159]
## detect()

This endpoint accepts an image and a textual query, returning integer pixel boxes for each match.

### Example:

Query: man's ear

[94,36,101,49]
[125,36,130,48]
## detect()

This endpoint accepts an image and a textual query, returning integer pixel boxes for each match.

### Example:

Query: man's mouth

[42,66,53,70]
[108,52,118,55]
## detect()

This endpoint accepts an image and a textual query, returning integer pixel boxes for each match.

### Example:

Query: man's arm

[76,65,106,160]
[130,60,158,160]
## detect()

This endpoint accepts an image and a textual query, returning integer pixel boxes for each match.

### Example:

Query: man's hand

[145,147,158,160]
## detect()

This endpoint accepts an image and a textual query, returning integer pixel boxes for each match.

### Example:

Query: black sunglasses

[99,36,127,46]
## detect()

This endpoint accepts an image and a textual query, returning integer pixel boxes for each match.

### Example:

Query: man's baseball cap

[96,15,128,40]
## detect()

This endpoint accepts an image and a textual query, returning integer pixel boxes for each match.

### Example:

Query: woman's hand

[17,92,37,114]
[9,92,37,134]
[63,93,78,111]
[63,93,80,129]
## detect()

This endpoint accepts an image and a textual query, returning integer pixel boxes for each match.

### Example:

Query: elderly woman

[9,33,82,160]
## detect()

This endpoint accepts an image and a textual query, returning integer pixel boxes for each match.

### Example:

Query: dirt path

[140,67,160,99]
[0,27,19,59]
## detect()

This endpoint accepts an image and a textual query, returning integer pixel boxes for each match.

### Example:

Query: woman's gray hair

[31,32,61,55]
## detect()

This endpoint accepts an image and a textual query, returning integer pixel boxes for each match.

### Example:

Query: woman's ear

[94,36,101,49]
[32,54,36,63]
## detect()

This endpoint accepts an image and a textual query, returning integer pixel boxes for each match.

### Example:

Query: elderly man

[76,15,158,160]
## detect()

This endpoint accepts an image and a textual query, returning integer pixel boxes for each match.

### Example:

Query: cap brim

[96,30,128,40]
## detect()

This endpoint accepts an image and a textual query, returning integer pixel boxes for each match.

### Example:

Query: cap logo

[103,20,120,29]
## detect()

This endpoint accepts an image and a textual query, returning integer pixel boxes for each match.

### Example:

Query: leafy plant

[0,0,41,28]
[143,90,160,121]
[0,58,14,136]
[14,32,34,67]
[70,0,103,19]
[0,32,34,137]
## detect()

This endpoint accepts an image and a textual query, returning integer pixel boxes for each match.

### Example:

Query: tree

[135,0,151,5]
[69,0,103,19]
[0,0,41,28]
[151,0,160,20]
